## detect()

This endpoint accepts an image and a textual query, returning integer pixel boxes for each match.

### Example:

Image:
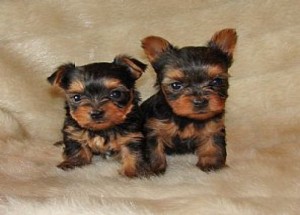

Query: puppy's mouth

[88,117,107,125]
[92,119,106,124]
[193,109,209,114]
[85,119,112,131]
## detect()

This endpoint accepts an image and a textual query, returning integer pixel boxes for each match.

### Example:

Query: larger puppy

[141,29,237,174]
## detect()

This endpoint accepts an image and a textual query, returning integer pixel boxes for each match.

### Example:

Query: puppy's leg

[57,139,93,170]
[146,135,167,175]
[195,132,226,172]
[119,142,145,178]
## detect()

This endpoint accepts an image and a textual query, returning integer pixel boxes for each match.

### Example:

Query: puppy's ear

[208,28,237,58]
[113,55,147,80]
[47,63,76,89]
[141,36,172,63]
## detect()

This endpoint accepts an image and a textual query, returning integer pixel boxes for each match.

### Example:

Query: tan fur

[147,118,224,148]
[69,95,134,130]
[141,36,171,62]
[162,69,185,84]
[210,28,237,57]
[87,135,106,153]
[103,78,121,90]
[63,125,143,168]
[207,65,227,77]
[166,93,223,120]
[68,80,85,93]
[196,119,226,169]
[110,132,143,149]
[70,106,94,128]
[119,146,138,177]
[118,56,144,79]
[65,125,89,143]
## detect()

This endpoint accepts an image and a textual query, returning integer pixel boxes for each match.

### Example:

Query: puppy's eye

[110,90,122,99]
[211,78,224,86]
[72,95,81,103]
[170,82,183,90]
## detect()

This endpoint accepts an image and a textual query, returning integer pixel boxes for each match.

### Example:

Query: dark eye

[110,90,122,99]
[72,95,81,102]
[170,82,183,90]
[211,78,224,86]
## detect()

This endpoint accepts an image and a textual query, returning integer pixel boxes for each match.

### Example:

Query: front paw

[150,157,167,175]
[119,168,138,178]
[57,160,77,170]
[196,156,225,172]
[57,157,91,170]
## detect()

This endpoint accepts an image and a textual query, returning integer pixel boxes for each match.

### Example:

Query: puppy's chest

[148,118,202,136]
[148,118,200,142]
[147,118,223,153]
[64,126,131,156]
[87,134,112,154]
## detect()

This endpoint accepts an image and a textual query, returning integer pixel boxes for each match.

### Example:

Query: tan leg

[119,146,140,177]
[196,135,226,172]
[148,138,167,175]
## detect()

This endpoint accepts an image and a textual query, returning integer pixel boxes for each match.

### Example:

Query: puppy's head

[48,55,146,130]
[142,29,237,120]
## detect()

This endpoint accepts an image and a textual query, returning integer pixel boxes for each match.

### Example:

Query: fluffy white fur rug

[0,0,299,214]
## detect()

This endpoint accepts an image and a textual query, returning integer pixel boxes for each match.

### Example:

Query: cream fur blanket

[0,0,299,214]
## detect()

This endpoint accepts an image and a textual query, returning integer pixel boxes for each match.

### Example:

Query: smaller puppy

[141,29,237,174]
[48,55,147,177]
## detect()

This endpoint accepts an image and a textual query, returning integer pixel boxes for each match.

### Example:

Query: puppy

[48,55,148,177]
[141,29,237,174]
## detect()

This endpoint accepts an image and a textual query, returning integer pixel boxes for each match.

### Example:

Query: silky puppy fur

[48,55,148,177]
[141,29,237,174]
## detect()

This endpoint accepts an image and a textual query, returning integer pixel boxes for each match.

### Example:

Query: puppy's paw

[150,158,167,175]
[57,157,91,170]
[196,156,225,172]
[57,160,77,170]
[118,167,138,178]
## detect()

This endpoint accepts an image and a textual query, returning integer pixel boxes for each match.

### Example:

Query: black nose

[90,110,104,120]
[193,98,208,107]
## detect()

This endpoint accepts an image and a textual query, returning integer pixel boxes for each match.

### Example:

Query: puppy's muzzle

[90,110,105,121]
[193,98,208,108]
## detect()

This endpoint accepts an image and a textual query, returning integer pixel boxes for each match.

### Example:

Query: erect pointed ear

[113,55,147,80]
[47,63,76,88]
[141,36,172,63]
[208,28,237,57]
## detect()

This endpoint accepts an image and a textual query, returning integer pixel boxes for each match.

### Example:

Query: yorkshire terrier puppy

[141,29,237,174]
[48,55,148,177]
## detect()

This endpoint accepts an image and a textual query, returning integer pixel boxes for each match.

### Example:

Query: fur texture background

[0,0,299,214]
